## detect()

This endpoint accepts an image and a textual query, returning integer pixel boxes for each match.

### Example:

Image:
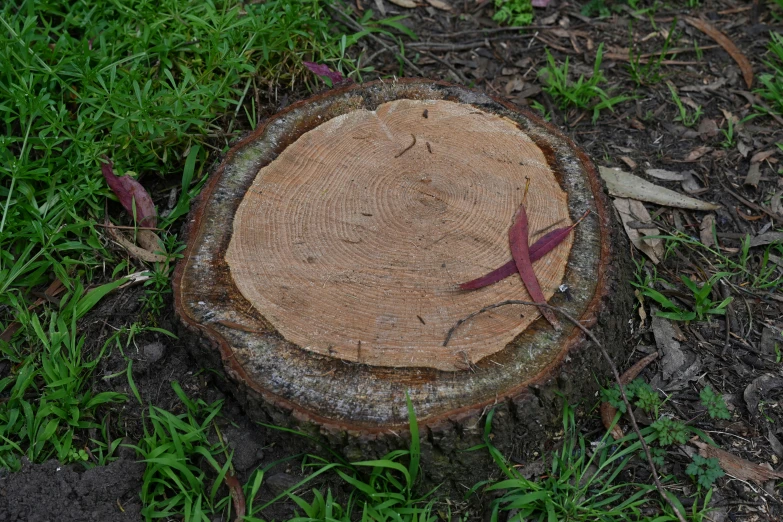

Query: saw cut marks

[225,99,572,371]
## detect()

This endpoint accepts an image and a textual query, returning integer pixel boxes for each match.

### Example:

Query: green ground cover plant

[0,0,369,472]
[538,44,632,122]
[757,30,783,115]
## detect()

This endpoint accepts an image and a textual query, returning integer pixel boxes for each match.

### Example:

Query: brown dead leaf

[137,229,162,254]
[693,441,783,483]
[697,118,719,139]
[426,0,451,10]
[106,226,167,263]
[629,118,645,130]
[751,149,777,164]
[505,75,525,95]
[684,146,713,162]
[684,17,753,88]
[699,214,716,248]
[601,352,659,440]
[620,156,637,170]
[744,163,761,189]
[613,197,664,264]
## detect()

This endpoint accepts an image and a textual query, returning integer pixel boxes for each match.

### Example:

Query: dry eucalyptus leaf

[600,167,720,211]
[646,168,688,181]
[737,141,751,158]
[426,0,452,10]
[613,197,664,264]
[388,0,417,7]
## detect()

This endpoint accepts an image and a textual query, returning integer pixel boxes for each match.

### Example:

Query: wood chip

[600,167,720,211]
[692,441,783,483]
[684,17,753,88]
[614,198,664,264]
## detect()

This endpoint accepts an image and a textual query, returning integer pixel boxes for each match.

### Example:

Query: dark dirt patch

[4,0,783,520]
[0,458,144,521]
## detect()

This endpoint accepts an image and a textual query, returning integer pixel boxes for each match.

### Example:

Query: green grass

[757,30,783,115]
[538,43,632,123]
[0,0,369,473]
[0,279,127,470]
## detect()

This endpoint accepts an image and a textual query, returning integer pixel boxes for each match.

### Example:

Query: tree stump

[173,79,632,481]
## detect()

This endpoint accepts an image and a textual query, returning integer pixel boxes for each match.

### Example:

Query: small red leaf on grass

[224,471,246,521]
[101,159,157,228]
[303,62,351,86]
[460,211,588,290]
[509,204,560,330]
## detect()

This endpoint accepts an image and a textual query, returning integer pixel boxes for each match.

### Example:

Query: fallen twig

[394,134,417,158]
[445,300,688,522]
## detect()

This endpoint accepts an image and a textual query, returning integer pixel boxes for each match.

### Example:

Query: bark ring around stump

[173,79,630,448]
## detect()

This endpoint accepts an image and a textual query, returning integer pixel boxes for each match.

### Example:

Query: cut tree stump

[173,79,632,481]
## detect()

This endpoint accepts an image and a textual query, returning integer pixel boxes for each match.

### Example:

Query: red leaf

[509,204,560,329]
[460,224,576,290]
[101,159,157,228]
[303,61,350,86]
[224,471,246,521]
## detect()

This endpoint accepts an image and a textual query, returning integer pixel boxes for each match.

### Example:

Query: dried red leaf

[509,204,560,329]
[101,160,157,228]
[224,471,246,521]
[303,61,350,86]
[460,215,586,290]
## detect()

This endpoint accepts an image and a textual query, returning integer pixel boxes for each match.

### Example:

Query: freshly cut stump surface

[225,99,572,371]
[174,80,630,448]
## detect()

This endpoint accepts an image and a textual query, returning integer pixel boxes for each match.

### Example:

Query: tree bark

[173,79,633,483]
